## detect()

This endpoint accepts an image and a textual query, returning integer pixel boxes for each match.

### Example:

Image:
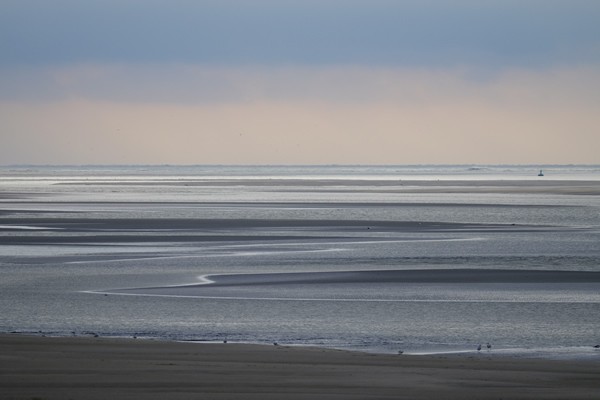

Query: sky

[1,0,599,165]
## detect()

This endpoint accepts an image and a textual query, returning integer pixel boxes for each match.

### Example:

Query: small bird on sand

[487,343,492,351]
[477,344,482,351]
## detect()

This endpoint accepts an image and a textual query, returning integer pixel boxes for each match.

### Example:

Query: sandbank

[1,334,599,400]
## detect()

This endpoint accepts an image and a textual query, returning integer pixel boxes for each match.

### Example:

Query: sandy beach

[2,168,600,398]
[1,334,599,400]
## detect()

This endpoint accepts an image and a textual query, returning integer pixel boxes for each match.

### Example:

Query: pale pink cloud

[1,65,599,164]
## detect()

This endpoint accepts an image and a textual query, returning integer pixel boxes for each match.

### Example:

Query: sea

[1,164,599,360]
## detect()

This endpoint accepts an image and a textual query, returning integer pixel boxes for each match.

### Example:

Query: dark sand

[111,269,600,298]
[2,334,599,400]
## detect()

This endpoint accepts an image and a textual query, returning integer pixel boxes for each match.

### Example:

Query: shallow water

[1,165,599,359]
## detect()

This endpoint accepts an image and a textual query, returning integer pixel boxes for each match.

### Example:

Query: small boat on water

[538,169,544,176]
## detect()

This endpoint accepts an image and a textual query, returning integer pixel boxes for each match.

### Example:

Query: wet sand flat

[111,268,600,299]
[57,178,600,190]
[1,334,599,400]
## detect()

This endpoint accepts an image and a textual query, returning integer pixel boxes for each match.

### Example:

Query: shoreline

[2,167,599,399]
[8,330,600,362]
[2,334,599,399]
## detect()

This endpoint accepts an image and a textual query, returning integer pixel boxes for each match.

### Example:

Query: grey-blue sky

[2,1,600,164]
[2,0,599,68]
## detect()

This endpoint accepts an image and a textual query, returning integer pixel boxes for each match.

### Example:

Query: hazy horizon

[2,1,599,165]
[0,163,600,168]
[1,162,599,167]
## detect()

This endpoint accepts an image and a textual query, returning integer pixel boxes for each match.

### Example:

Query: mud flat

[1,334,599,400]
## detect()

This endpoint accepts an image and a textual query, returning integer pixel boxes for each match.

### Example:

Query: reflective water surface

[1,165,599,359]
